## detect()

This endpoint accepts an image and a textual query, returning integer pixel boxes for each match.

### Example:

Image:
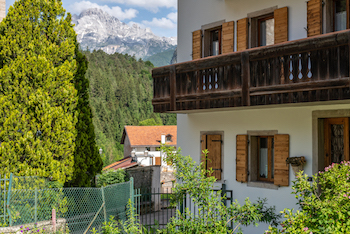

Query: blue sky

[6,0,177,38]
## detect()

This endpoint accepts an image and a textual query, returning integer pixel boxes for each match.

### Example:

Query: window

[146,147,150,151]
[236,132,289,188]
[166,134,172,142]
[192,20,234,59]
[258,15,275,46]
[237,6,288,51]
[257,136,274,182]
[201,132,223,181]
[333,0,347,31]
[323,0,350,33]
[203,27,222,57]
[249,9,276,48]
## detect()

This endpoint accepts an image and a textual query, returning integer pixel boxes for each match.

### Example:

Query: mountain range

[72,8,177,66]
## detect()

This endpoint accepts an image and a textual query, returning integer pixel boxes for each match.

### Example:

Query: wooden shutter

[237,18,248,51]
[192,29,202,60]
[274,134,290,186]
[222,21,235,54]
[274,7,289,44]
[207,135,222,180]
[200,134,207,166]
[236,135,248,182]
[307,0,322,37]
[155,157,161,166]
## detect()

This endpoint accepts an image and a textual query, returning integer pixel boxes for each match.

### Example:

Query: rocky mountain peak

[73,8,177,60]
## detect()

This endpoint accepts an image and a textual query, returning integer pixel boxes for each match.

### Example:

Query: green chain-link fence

[1,175,132,233]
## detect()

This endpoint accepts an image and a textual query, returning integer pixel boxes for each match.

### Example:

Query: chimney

[161,134,166,144]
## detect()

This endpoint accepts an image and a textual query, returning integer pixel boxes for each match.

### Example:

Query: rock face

[72,8,177,59]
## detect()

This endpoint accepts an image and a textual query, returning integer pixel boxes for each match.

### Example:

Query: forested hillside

[84,50,176,166]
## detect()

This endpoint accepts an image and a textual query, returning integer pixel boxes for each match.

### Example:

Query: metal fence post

[7,174,12,226]
[221,183,226,206]
[34,188,38,224]
[101,187,107,223]
[130,177,134,206]
[3,174,6,225]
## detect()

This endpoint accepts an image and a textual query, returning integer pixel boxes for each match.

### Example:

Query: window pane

[211,30,219,56]
[265,18,275,46]
[259,138,268,178]
[260,18,274,46]
[335,0,347,31]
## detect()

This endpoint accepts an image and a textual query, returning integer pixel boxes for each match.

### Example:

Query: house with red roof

[120,125,177,170]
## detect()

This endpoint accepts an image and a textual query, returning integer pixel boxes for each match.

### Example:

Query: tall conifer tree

[67,44,102,187]
[0,0,78,183]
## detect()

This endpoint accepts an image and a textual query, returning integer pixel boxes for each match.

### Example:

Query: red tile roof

[121,126,177,147]
[103,156,138,171]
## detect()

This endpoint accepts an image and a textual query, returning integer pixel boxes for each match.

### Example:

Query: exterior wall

[177,102,350,232]
[0,0,5,22]
[178,0,307,63]
[123,136,133,158]
[135,151,174,172]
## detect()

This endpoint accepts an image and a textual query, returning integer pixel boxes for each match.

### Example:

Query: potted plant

[286,156,306,176]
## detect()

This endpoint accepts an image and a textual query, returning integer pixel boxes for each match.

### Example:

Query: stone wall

[126,165,161,191]
[126,166,161,211]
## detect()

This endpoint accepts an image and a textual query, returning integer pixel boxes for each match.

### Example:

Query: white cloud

[68,1,138,21]
[106,0,177,13]
[142,17,176,29]
[167,12,177,23]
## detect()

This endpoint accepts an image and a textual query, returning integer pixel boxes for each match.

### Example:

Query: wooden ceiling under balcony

[152,30,350,113]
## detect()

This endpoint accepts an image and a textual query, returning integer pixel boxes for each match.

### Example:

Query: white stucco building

[152,0,350,232]
[0,0,5,22]
[121,125,177,170]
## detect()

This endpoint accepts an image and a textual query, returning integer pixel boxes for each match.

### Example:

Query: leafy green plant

[97,169,128,187]
[160,147,280,234]
[267,161,350,234]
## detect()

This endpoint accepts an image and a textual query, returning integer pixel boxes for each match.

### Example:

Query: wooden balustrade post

[241,51,251,106]
[170,65,176,111]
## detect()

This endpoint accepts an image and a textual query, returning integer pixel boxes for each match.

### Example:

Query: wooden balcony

[152,30,350,113]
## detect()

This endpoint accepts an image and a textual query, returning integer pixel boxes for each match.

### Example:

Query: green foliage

[67,44,103,187]
[0,0,78,183]
[267,161,350,234]
[161,147,280,234]
[97,169,127,187]
[139,117,163,126]
[144,49,175,67]
[84,50,176,165]
[94,148,279,234]
[92,200,149,234]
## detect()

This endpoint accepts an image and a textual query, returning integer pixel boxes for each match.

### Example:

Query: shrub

[97,169,128,187]
[161,147,280,233]
[267,161,350,234]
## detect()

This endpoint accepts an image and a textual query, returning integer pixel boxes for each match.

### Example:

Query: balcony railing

[152,30,350,113]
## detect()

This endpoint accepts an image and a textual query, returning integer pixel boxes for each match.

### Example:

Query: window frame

[257,136,274,182]
[257,14,275,47]
[323,0,350,33]
[247,6,277,48]
[247,130,279,189]
[201,20,225,58]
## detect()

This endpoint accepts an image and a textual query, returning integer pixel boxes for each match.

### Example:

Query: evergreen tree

[67,44,102,187]
[0,0,78,183]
